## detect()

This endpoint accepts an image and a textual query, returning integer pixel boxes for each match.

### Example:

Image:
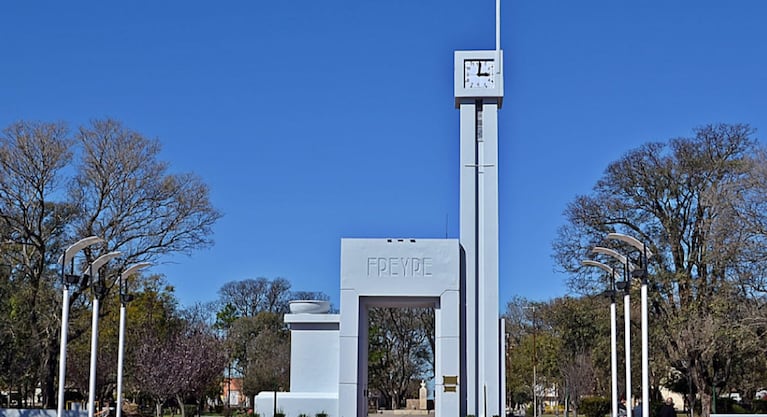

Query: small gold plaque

[443,375,458,385]
[444,386,457,392]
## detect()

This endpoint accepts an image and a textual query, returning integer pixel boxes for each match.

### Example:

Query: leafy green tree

[544,296,611,403]
[216,277,296,407]
[505,299,564,414]
[215,277,336,403]
[230,312,290,398]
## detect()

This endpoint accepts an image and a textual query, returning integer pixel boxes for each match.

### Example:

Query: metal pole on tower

[496,0,501,74]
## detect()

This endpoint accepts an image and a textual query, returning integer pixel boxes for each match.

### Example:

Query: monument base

[253,391,338,417]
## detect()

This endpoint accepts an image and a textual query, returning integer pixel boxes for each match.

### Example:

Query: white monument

[338,239,461,417]
[455,47,504,417]
[254,300,340,417]
[254,3,506,416]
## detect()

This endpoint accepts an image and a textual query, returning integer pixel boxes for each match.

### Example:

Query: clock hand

[477,61,491,76]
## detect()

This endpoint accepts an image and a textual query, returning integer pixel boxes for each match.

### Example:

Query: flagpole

[496,0,501,74]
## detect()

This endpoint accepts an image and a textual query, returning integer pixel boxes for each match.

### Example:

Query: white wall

[287,314,340,393]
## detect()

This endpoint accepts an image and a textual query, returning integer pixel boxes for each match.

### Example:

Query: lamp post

[533,311,536,417]
[523,306,537,417]
[57,236,104,417]
[615,262,632,412]
[86,251,121,417]
[607,233,653,417]
[115,262,150,417]
[592,247,638,412]
[582,260,620,417]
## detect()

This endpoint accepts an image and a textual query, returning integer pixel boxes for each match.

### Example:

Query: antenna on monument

[496,0,501,75]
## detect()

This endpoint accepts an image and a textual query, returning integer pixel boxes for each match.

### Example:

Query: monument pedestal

[254,305,340,417]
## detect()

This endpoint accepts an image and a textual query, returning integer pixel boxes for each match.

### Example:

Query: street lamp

[607,233,653,417]
[592,247,638,412]
[86,251,121,417]
[57,236,103,417]
[115,262,150,417]
[581,260,620,417]
[523,306,537,417]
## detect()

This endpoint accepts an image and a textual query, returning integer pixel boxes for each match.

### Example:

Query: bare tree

[217,277,292,318]
[368,307,433,410]
[0,121,76,406]
[70,118,220,268]
[0,119,220,407]
[554,124,767,417]
[562,352,596,416]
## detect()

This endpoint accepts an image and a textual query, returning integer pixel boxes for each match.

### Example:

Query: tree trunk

[700,392,712,417]
[43,342,57,408]
[177,394,186,417]
[156,401,163,417]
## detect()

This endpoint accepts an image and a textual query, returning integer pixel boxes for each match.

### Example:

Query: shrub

[753,399,767,413]
[733,404,748,414]
[183,404,198,416]
[316,412,328,417]
[579,396,611,417]
[716,398,739,414]
[525,406,534,417]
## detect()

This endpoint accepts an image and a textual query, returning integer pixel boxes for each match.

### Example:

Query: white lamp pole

[582,260,620,417]
[607,233,654,417]
[115,262,150,417]
[592,247,639,413]
[640,278,649,417]
[86,251,121,417]
[622,263,632,411]
[612,261,632,412]
[57,236,103,417]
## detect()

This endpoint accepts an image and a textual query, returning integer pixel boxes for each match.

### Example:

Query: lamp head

[631,269,647,279]
[93,280,108,299]
[64,274,80,285]
[601,289,616,299]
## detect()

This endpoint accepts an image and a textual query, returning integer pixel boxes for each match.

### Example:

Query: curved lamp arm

[116,262,152,285]
[592,247,637,271]
[581,259,621,281]
[58,236,103,266]
[89,251,122,278]
[607,232,654,259]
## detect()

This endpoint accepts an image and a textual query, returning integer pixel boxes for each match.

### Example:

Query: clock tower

[455,49,504,417]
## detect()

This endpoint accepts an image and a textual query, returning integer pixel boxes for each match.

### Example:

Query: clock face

[464,60,495,88]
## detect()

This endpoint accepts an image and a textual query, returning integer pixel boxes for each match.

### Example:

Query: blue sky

[2,2,767,311]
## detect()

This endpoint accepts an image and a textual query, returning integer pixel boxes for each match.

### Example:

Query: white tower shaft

[460,99,501,417]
